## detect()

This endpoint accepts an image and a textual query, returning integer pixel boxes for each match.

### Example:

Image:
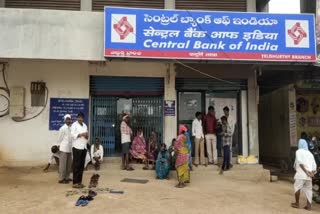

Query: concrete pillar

[0,0,5,7]
[165,0,175,9]
[241,90,249,158]
[164,63,177,146]
[246,0,256,12]
[81,0,92,11]
[247,71,259,158]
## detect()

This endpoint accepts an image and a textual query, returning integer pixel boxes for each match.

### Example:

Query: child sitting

[168,139,176,170]
[155,143,170,179]
[43,145,60,172]
[91,138,104,170]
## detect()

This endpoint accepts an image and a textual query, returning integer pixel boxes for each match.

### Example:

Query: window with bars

[92,0,164,11]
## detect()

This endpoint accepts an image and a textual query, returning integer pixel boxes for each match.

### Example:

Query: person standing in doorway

[71,112,88,189]
[57,114,73,184]
[192,112,206,167]
[121,114,134,171]
[223,106,236,167]
[203,106,218,165]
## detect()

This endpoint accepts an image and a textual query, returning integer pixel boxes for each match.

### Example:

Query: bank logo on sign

[111,14,136,43]
[285,20,309,48]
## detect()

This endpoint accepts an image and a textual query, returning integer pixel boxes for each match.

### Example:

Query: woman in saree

[175,125,190,188]
[155,143,170,179]
[130,128,149,170]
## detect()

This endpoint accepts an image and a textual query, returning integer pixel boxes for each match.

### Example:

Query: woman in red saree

[130,129,149,170]
[175,125,190,188]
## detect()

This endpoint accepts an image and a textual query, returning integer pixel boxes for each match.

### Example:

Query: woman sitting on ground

[91,138,104,170]
[155,143,170,179]
[130,128,149,170]
[147,131,158,169]
[175,125,190,188]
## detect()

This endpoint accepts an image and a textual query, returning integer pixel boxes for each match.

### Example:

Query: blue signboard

[104,7,316,62]
[164,100,175,116]
[49,98,89,131]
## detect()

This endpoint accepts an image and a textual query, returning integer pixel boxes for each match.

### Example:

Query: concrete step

[100,157,270,183]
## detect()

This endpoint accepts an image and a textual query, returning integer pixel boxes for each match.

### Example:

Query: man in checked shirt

[121,114,134,171]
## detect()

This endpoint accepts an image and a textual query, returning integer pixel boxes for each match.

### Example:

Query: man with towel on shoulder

[121,114,134,171]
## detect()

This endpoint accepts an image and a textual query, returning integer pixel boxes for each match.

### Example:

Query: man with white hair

[57,114,73,184]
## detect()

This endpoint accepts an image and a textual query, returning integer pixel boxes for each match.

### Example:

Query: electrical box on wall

[31,82,46,107]
[9,87,25,119]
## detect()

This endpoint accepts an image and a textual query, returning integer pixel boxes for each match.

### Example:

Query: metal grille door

[90,97,117,157]
[131,97,163,145]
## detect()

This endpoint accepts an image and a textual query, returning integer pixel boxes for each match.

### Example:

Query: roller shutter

[175,0,247,12]
[90,76,164,96]
[93,0,164,11]
[176,78,247,91]
[5,0,81,10]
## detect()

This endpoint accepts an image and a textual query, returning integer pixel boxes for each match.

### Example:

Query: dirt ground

[0,163,319,214]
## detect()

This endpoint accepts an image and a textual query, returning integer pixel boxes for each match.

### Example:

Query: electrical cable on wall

[110,16,248,87]
[12,86,49,122]
[0,63,9,117]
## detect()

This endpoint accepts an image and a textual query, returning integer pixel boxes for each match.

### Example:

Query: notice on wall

[164,100,175,116]
[49,98,89,131]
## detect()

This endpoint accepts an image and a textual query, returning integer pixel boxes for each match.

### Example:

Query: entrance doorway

[90,76,164,157]
[90,96,163,157]
[178,91,241,157]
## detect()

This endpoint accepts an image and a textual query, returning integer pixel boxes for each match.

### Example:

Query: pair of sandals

[73,183,86,189]
[75,195,93,207]
[88,174,100,188]
[122,166,134,171]
[291,203,311,211]
[75,190,97,207]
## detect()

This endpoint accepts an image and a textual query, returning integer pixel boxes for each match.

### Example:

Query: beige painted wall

[0,59,174,166]
[0,59,89,166]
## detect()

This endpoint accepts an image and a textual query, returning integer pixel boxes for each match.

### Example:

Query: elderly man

[57,114,72,184]
[291,139,317,211]
[71,112,88,189]
[121,114,134,171]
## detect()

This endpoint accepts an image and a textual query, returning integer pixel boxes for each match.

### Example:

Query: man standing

[192,112,206,167]
[291,139,317,211]
[223,106,236,166]
[121,114,134,171]
[203,106,218,165]
[71,112,88,189]
[220,116,232,171]
[57,114,72,184]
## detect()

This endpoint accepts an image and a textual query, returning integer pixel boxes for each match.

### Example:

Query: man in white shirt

[71,112,88,189]
[57,114,72,184]
[223,106,236,166]
[291,139,317,211]
[192,112,206,167]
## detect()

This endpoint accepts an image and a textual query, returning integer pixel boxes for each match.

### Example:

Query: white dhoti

[84,150,91,168]
[294,179,313,203]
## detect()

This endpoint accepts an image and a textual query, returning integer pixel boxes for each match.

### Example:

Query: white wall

[0,59,89,166]
[0,8,104,61]
[0,59,176,166]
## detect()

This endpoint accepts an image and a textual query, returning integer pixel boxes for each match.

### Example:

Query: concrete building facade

[0,0,261,166]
